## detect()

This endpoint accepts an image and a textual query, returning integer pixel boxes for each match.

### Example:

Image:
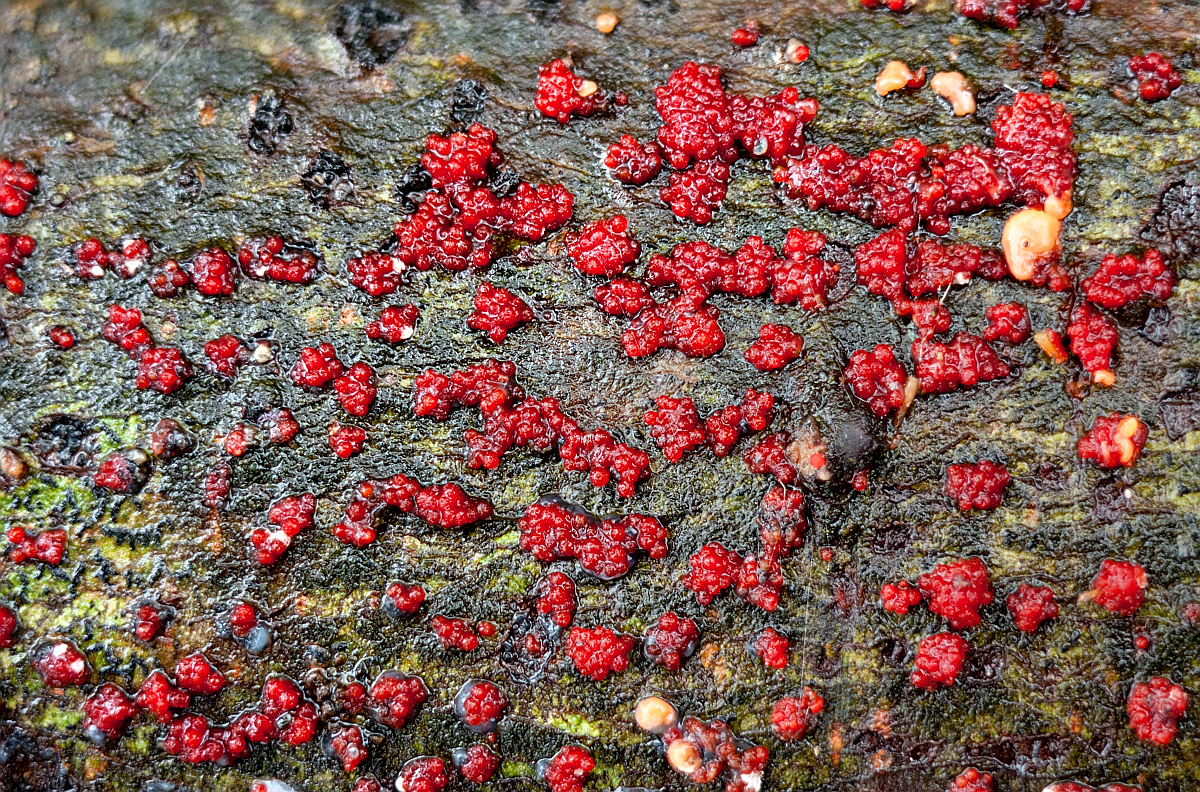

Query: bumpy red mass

[745,324,802,370]
[335,473,492,547]
[1067,302,1118,384]
[605,136,662,185]
[454,679,507,732]
[845,345,908,417]
[1127,676,1188,744]
[912,333,1009,394]
[1078,414,1148,469]
[643,611,701,671]
[983,302,1030,344]
[518,496,666,580]
[751,627,789,668]
[102,305,152,357]
[333,362,377,416]
[1081,248,1174,309]
[944,461,1010,511]
[291,343,344,388]
[565,626,635,681]
[0,159,38,216]
[534,571,577,628]
[366,304,420,343]
[567,215,640,276]
[771,687,824,740]
[918,557,994,629]
[366,670,428,729]
[455,744,500,783]
[329,423,366,458]
[536,59,606,124]
[1006,583,1059,631]
[82,683,140,744]
[204,334,247,377]
[186,248,237,296]
[881,580,922,614]
[1087,559,1147,616]
[1129,53,1182,101]
[540,745,594,792]
[237,236,320,283]
[911,633,968,689]
[467,282,534,343]
[0,233,35,294]
[661,717,769,792]
[32,640,91,687]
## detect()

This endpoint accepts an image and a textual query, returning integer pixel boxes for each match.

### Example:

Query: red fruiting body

[845,344,908,417]
[567,215,640,277]
[422,123,497,188]
[455,743,501,783]
[398,757,450,792]
[911,633,968,689]
[136,670,190,722]
[366,304,420,343]
[203,463,232,509]
[75,238,113,279]
[751,627,789,668]
[732,83,820,161]
[660,158,730,224]
[328,725,368,772]
[731,26,759,47]
[535,571,577,628]
[7,526,67,565]
[1129,53,1183,101]
[1006,583,1059,632]
[185,248,237,296]
[1067,302,1117,381]
[366,670,429,729]
[592,276,654,316]
[175,653,225,695]
[1127,676,1188,745]
[261,408,300,444]
[237,236,320,283]
[228,603,258,637]
[1078,414,1148,469]
[134,603,166,641]
[335,473,492,546]
[705,389,776,457]
[204,334,247,377]
[745,324,802,370]
[918,558,994,630]
[771,230,837,309]
[1088,559,1147,616]
[643,611,701,671]
[347,251,405,295]
[93,451,147,494]
[983,302,1030,344]
[881,581,922,614]
[333,362,377,416]
[454,679,507,732]
[605,136,662,185]
[468,282,535,343]
[102,306,152,357]
[329,423,366,459]
[644,396,708,463]
[944,460,1010,511]
[385,581,426,615]
[743,432,798,485]
[540,745,594,792]
[991,92,1075,209]
[1081,248,1174,309]
[518,496,667,580]
[911,333,1009,394]
[32,640,91,687]
[291,343,344,388]
[413,359,523,420]
[661,717,769,792]
[771,687,824,740]
[536,59,606,124]
[0,233,35,293]
[82,683,140,744]
[146,258,190,297]
[137,347,193,394]
[432,615,480,651]
[565,626,635,681]
[654,62,737,170]
[949,767,995,792]
[249,493,316,565]
[341,682,367,714]
[622,295,725,357]
[862,0,911,9]
[0,158,38,216]
[0,605,17,648]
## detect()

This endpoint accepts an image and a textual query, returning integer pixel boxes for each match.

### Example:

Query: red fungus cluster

[943,460,1011,511]
[565,626,636,681]
[0,158,38,216]
[661,716,769,792]
[334,473,492,547]
[249,493,316,565]
[518,496,667,580]
[1126,676,1188,745]
[467,282,534,343]
[7,526,67,565]
[644,390,774,462]
[643,612,701,671]
[0,233,35,294]
[1129,53,1182,101]
[771,687,824,740]
[536,59,607,124]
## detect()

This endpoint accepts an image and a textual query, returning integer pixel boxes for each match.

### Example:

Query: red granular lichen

[743,432,798,485]
[623,296,726,358]
[82,683,140,744]
[845,344,908,417]
[228,603,258,638]
[1129,53,1183,102]
[261,408,300,444]
[643,611,701,671]
[175,653,226,695]
[644,396,708,463]
[751,627,789,668]
[398,757,450,792]
[134,603,166,641]
[731,26,759,47]
[204,334,248,377]
[385,581,426,615]
[906,239,990,298]
[745,324,802,370]
[148,259,190,297]
[1006,583,1059,632]
[0,158,38,216]
[949,768,995,792]
[1067,302,1118,384]
[32,640,91,687]
[499,182,575,241]
[944,460,1010,511]
[881,580,922,614]
[771,687,824,740]
[467,282,535,343]
[565,626,635,681]
[162,714,229,764]
[605,136,662,185]
[1078,413,1148,469]
[249,492,316,565]
[366,670,429,729]
[334,473,492,546]
[911,333,1009,394]
[983,302,1030,344]
[7,526,66,565]
[918,557,994,630]
[333,362,377,416]
[706,389,776,457]
[102,305,152,358]
[1086,559,1147,616]
[854,228,908,303]
[327,725,368,772]
[0,604,16,648]
[1127,676,1188,745]
[911,632,968,689]
[661,717,769,792]
[136,670,191,722]
[366,304,420,343]
[237,236,320,283]
[454,679,508,732]
[329,422,367,458]
[291,343,344,388]
[1080,249,1174,309]
[347,251,406,295]
[540,745,594,792]
[518,496,667,580]
[908,299,951,339]
[567,215,641,277]
[682,542,741,605]
[535,571,577,628]
[770,230,836,309]
[455,743,501,783]
[0,233,35,294]
[185,247,237,296]
[660,158,730,224]
[991,92,1075,210]
[432,615,477,652]
[536,59,606,124]
[137,347,193,394]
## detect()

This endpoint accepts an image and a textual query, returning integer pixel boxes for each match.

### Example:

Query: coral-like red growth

[661,717,769,792]
[366,304,420,343]
[433,615,480,651]
[413,359,523,420]
[93,450,148,493]
[366,670,428,729]
[1067,303,1118,384]
[0,233,35,294]
[455,744,501,783]
[660,159,730,224]
[203,464,232,509]
[291,343,344,388]
[845,344,908,417]
[565,626,635,681]
[949,768,995,792]
[534,571,577,628]
[991,92,1075,209]
[102,306,152,358]
[204,334,247,377]
[467,282,534,343]
[1081,249,1174,309]
[249,493,316,565]
[1129,53,1183,101]
[644,396,709,463]
[594,277,655,316]
[454,679,507,732]
[944,460,1010,511]
[643,611,700,671]
[983,302,1030,344]
[912,333,1009,394]
[731,26,759,47]
[423,124,498,188]
[771,687,824,740]
[335,473,491,546]
[1127,676,1188,745]
[329,423,367,458]
[136,670,190,722]
[1078,414,1148,469]
[881,580,922,614]
[82,683,140,744]
[706,389,776,457]
[32,640,91,687]
[1086,559,1147,616]
[771,230,836,309]
[605,136,662,185]
[228,603,258,638]
[536,59,606,124]
[136,347,193,394]
[1006,583,1059,632]
[540,745,594,792]
[0,159,38,216]
[518,496,666,580]
[7,526,67,565]
[175,653,226,695]
[567,215,640,277]
[385,581,426,616]
[347,251,405,296]
[745,324,802,370]
[751,627,789,668]
[186,248,237,296]
[918,557,994,630]
[911,632,968,689]
[328,725,368,772]
[333,362,377,416]
[261,408,300,445]
[237,236,320,283]
[743,432,798,485]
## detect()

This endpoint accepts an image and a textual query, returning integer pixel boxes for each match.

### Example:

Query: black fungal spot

[247,93,293,156]
[301,151,354,207]
[450,79,488,125]
[333,1,409,68]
